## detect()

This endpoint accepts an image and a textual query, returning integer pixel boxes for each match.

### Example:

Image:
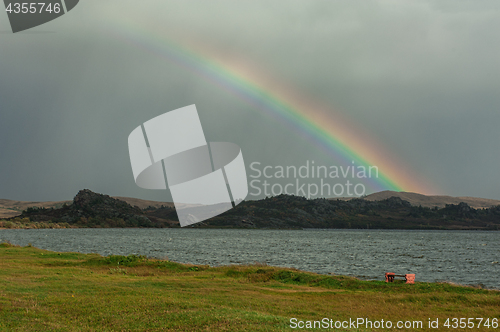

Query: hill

[3,191,500,219]
[0,196,173,219]
[3,189,500,230]
[8,189,177,228]
[0,199,71,219]
[204,195,500,230]
[361,191,500,209]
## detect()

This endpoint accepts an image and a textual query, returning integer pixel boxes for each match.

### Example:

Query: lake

[1,228,498,289]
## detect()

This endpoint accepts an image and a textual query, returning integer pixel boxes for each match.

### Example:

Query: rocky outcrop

[204,194,500,230]
[20,189,160,227]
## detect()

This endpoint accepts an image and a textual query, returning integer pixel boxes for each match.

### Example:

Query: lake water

[1,228,499,289]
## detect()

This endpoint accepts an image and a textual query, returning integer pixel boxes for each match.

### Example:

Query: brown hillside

[0,197,174,219]
[363,191,500,209]
[0,199,71,218]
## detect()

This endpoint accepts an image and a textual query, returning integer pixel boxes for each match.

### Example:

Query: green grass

[0,242,499,331]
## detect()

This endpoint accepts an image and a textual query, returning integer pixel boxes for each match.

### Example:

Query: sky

[1,0,499,202]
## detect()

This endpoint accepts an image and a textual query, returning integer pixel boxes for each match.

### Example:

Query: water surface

[1,228,498,289]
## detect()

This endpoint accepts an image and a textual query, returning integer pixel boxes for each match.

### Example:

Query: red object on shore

[405,274,415,284]
[385,272,415,284]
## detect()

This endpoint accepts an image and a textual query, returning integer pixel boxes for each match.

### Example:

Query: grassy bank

[0,243,499,331]
[0,218,72,229]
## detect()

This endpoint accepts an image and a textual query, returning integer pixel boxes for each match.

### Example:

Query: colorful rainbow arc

[107,21,436,195]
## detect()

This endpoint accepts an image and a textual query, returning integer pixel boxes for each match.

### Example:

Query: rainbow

[105,20,436,195]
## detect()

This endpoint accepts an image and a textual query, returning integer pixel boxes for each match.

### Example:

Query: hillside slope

[362,191,500,209]
[3,190,500,230]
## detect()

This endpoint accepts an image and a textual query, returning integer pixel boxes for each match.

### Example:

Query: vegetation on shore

[0,217,72,229]
[1,242,499,331]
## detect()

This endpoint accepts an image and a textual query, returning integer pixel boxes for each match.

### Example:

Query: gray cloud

[0,0,499,201]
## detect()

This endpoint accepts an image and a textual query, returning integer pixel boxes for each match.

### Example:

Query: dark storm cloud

[0,0,499,201]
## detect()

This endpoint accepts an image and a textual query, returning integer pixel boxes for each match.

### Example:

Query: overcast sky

[1,0,499,202]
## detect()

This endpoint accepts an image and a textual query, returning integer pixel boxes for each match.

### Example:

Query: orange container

[405,274,415,284]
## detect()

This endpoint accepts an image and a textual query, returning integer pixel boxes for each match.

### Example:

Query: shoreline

[1,239,499,291]
[2,225,500,230]
[2,242,499,291]
[1,242,499,331]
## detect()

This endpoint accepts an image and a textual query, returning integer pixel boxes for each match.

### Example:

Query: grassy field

[0,242,499,331]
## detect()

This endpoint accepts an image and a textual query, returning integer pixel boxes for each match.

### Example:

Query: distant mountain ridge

[2,191,500,219]
[2,189,500,230]
[360,191,500,209]
[0,196,173,219]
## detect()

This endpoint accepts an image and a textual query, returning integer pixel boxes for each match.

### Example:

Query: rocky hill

[359,191,500,209]
[203,195,500,230]
[0,196,174,219]
[17,189,176,228]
